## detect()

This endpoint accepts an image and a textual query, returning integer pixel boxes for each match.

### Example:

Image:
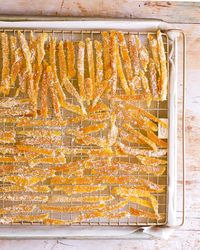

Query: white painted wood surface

[0,1,199,249]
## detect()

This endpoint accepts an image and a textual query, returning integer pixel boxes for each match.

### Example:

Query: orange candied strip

[92,80,108,107]
[43,218,70,225]
[123,123,157,151]
[41,203,106,213]
[84,78,93,104]
[119,129,146,145]
[92,160,166,177]
[16,144,55,156]
[62,76,86,115]
[139,70,152,107]
[110,31,118,95]
[50,176,163,192]
[110,94,147,102]
[102,31,112,80]
[130,207,161,220]
[0,98,29,108]
[86,38,95,92]
[128,196,153,209]
[73,210,104,222]
[137,35,149,72]
[115,142,166,157]
[108,112,118,146]
[0,107,32,117]
[58,40,67,81]
[136,155,167,167]
[0,193,48,202]
[10,35,17,87]
[108,211,129,219]
[29,31,37,63]
[16,118,68,127]
[121,103,168,128]
[11,48,23,86]
[112,187,159,215]
[40,65,48,118]
[115,37,130,95]
[17,129,62,137]
[52,159,88,172]
[6,204,36,214]
[32,63,43,117]
[7,214,49,223]
[0,176,45,187]
[94,40,103,84]
[117,32,134,91]
[147,130,167,148]
[29,156,66,167]
[66,41,76,79]
[53,185,107,195]
[77,41,85,99]
[0,156,28,163]
[75,135,108,147]
[10,35,17,65]
[148,34,161,75]
[128,34,140,76]
[157,30,168,101]
[0,147,19,158]
[85,111,110,122]
[19,136,62,146]
[81,122,107,134]
[0,33,10,95]
[87,102,109,113]
[48,195,114,203]
[0,185,50,193]
[37,33,48,66]
[47,65,62,119]
[0,185,25,192]
[149,58,159,99]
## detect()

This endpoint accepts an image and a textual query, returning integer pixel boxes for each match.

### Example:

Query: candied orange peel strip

[157,30,168,101]
[112,187,159,215]
[84,78,93,105]
[87,102,109,113]
[19,136,62,146]
[7,214,49,223]
[37,33,48,66]
[54,185,107,195]
[92,80,108,107]
[115,37,130,95]
[66,41,76,79]
[136,35,149,72]
[17,129,61,137]
[40,65,48,118]
[147,130,167,148]
[94,40,103,84]
[0,176,45,187]
[58,40,67,81]
[115,142,166,157]
[149,58,159,99]
[77,40,85,99]
[130,207,161,220]
[110,31,118,95]
[30,156,66,167]
[108,211,129,219]
[0,193,48,202]
[75,135,108,147]
[41,203,106,213]
[16,118,68,127]
[1,33,10,95]
[102,31,112,80]
[148,34,161,75]
[117,31,134,92]
[139,70,152,106]
[123,123,157,151]
[136,155,167,166]
[86,38,95,92]
[16,144,55,156]
[128,34,140,76]
[49,195,114,203]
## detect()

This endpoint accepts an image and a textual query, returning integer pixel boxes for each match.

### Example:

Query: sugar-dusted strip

[148,34,161,75]
[157,30,168,100]
[128,34,140,76]
[0,33,10,95]
[94,40,103,84]
[58,40,67,82]
[102,31,112,80]
[54,185,107,195]
[86,38,95,93]
[136,155,167,167]
[49,195,114,203]
[66,41,76,79]
[110,31,118,95]
[77,41,85,98]
[84,77,93,105]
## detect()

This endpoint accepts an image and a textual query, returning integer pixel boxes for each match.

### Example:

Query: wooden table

[0,1,199,249]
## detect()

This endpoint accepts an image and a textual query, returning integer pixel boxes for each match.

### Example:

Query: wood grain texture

[0,1,199,250]
[0,1,200,24]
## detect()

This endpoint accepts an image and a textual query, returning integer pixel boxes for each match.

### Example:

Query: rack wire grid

[0,28,169,226]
